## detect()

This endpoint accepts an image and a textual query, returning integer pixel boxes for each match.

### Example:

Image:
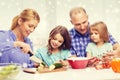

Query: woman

[0,8,40,68]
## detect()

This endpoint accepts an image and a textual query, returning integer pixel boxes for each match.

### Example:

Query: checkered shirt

[69,28,117,57]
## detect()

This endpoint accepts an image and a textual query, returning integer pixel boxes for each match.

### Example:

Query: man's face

[71,12,89,35]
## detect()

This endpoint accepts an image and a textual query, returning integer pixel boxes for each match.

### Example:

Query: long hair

[11,8,40,30]
[47,25,71,54]
[90,21,109,42]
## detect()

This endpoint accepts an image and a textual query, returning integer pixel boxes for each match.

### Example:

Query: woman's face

[19,19,38,37]
[50,33,64,49]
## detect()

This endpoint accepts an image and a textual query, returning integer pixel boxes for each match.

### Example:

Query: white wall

[0,0,120,50]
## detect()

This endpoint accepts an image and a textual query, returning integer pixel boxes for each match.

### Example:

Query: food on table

[0,64,19,79]
[37,62,46,71]
[88,55,112,70]
[40,62,46,68]
[111,58,120,73]
[37,62,64,73]
[95,64,103,70]
[95,61,111,70]
[49,63,63,71]
[88,57,101,67]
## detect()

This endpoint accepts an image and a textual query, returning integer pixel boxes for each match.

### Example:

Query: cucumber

[41,62,46,67]
[53,63,63,69]
[37,62,46,71]
[49,63,63,71]
[39,62,46,68]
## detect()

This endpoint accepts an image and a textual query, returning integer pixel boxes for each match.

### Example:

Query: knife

[20,47,33,56]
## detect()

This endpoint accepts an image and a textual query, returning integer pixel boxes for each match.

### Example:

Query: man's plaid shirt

[69,28,117,57]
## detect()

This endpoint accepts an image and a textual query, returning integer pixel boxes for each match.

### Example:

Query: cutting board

[37,67,67,73]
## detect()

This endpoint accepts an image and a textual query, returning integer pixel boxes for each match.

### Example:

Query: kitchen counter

[17,67,120,80]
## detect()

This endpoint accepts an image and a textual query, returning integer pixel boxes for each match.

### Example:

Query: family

[0,7,120,68]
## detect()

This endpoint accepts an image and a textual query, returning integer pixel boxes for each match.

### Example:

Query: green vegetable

[37,62,46,71]
[53,63,63,69]
[0,64,18,79]
[39,62,46,68]
[3,64,17,71]
[49,63,63,71]
[0,70,11,75]
[41,62,46,67]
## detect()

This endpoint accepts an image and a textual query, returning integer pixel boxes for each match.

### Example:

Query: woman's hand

[14,41,32,53]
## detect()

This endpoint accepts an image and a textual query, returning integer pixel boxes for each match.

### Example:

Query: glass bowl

[0,63,21,80]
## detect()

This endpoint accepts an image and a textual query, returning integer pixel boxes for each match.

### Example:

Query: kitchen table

[16,67,120,80]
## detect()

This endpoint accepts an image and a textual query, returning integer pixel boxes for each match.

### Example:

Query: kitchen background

[0,0,120,50]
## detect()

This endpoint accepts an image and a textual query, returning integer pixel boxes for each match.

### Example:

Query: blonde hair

[90,21,109,42]
[11,8,40,30]
[69,7,87,18]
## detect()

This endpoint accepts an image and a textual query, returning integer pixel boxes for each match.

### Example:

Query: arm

[109,34,120,56]
[87,52,92,58]
[0,30,33,54]
[0,31,34,65]
[70,46,77,56]
[30,56,43,63]
[59,60,69,66]
[14,41,33,53]
[33,48,50,66]
[0,39,33,54]
[30,56,43,67]
[0,31,15,52]
[112,43,120,57]
[69,55,77,57]
[86,43,92,58]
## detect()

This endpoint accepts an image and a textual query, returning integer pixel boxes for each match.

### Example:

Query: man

[69,7,120,57]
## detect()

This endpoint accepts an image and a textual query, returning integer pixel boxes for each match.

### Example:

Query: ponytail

[10,15,19,30]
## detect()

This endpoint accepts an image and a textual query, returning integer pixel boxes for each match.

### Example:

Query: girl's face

[50,33,64,49]
[19,19,38,37]
[90,30,102,43]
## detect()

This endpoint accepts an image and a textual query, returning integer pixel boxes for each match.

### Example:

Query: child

[86,21,113,58]
[31,25,72,67]
[86,21,113,68]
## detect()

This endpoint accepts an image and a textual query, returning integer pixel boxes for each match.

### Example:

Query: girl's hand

[102,51,116,62]
[104,51,118,59]
[59,60,69,66]
[105,52,115,56]
[33,63,40,68]
[14,41,32,53]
